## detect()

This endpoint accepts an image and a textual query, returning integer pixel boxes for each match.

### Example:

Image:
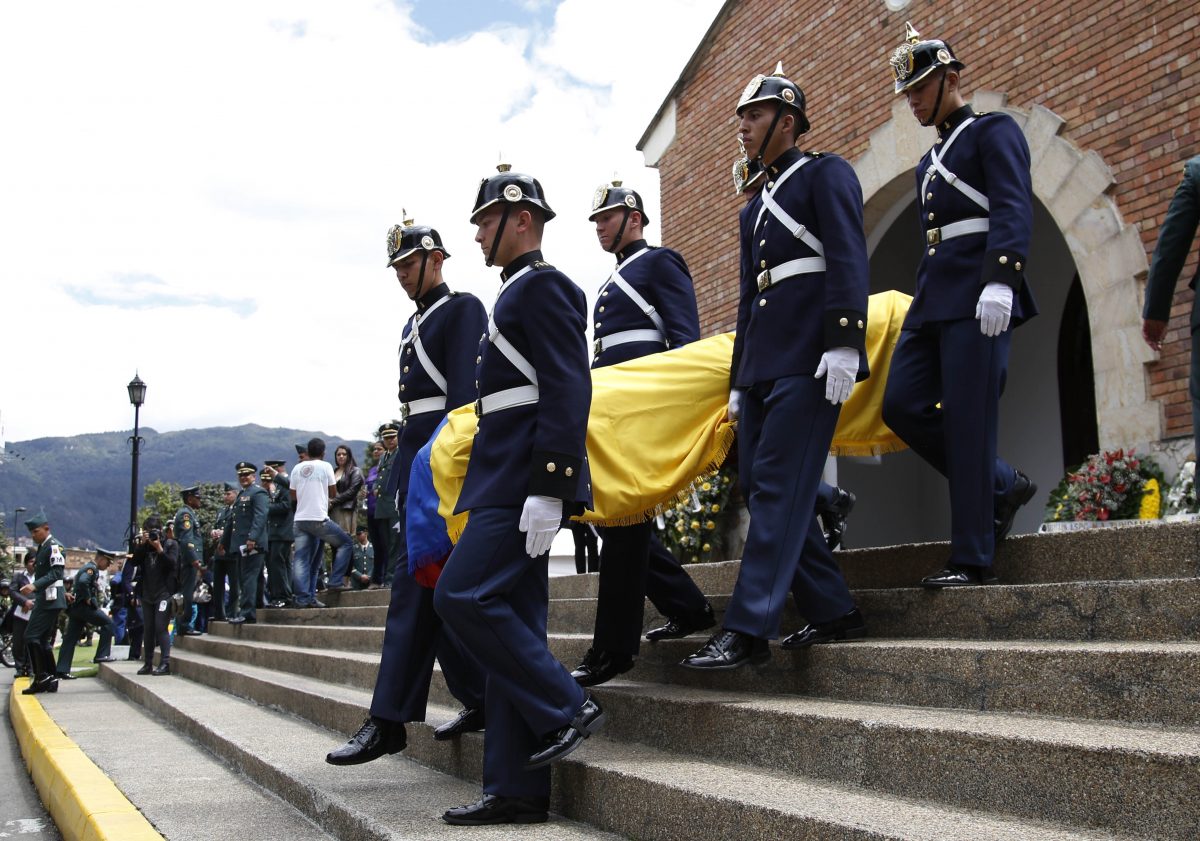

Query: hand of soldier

[246,539,257,552]
[519,495,562,558]
[1142,318,1168,352]
[726,389,744,423]
[815,347,859,405]
[21,583,33,595]
[975,282,1014,337]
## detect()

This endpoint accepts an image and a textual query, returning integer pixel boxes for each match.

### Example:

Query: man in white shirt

[290,437,354,608]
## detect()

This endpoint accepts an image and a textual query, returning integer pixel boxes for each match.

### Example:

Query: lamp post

[12,506,26,550]
[127,374,147,552]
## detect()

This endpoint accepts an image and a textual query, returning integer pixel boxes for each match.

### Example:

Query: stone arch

[852,92,1158,450]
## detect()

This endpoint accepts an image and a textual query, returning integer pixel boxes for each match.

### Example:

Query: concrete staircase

[100,521,1200,840]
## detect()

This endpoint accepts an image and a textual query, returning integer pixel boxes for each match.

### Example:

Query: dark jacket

[132,538,179,603]
[1143,155,1200,329]
[332,465,365,512]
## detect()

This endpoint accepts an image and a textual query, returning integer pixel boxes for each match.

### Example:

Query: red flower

[1114,484,1127,493]
[1098,508,1110,521]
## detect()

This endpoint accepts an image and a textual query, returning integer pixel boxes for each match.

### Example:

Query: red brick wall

[656,0,1199,440]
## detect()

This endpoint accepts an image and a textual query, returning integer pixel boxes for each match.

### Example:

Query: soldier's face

[382,435,398,451]
[29,524,49,543]
[473,206,504,262]
[593,208,631,251]
[238,473,254,488]
[737,104,778,158]
[224,490,236,504]
[905,70,956,125]
[393,253,425,298]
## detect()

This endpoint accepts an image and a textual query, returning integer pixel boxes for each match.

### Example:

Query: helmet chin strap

[408,251,430,302]
[754,104,788,163]
[920,70,948,128]
[487,204,513,268]
[606,208,632,254]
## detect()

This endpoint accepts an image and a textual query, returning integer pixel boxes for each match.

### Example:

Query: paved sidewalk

[0,668,60,840]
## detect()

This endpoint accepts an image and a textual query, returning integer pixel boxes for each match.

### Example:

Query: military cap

[95,547,120,560]
[736,61,810,135]
[223,482,237,492]
[387,212,451,267]
[470,163,556,224]
[23,510,48,530]
[356,525,368,534]
[294,443,306,456]
[235,461,257,476]
[379,420,401,438]
[889,22,965,94]
[265,459,286,467]
[180,485,201,499]
[259,468,273,480]
[588,180,650,225]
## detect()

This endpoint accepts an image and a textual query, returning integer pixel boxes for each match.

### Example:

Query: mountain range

[0,425,371,549]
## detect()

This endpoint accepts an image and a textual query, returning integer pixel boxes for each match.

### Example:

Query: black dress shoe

[93,656,117,663]
[326,718,407,766]
[645,602,716,641]
[56,672,78,680]
[780,608,867,650]
[136,664,154,675]
[995,470,1037,541]
[569,648,634,687]
[525,696,606,770]
[680,629,770,670]
[433,707,485,741]
[22,677,57,695]
[921,564,999,589]
[442,794,549,826]
[820,487,857,550]
[152,663,171,676]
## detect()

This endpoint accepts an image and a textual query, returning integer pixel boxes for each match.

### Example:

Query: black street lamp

[127,374,147,552]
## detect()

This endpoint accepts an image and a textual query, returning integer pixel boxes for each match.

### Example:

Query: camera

[148,529,161,542]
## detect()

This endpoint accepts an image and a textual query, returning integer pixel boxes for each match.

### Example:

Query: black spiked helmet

[386,212,450,268]
[890,21,965,95]
[470,164,555,224]
[588,180,649,225]
[736,61,810,135]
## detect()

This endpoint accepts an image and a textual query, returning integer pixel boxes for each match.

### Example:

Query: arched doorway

[836,94,1142,549]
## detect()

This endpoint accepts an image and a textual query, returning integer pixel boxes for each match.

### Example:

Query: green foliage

[656,465,737,564]
[1044,449,1162,523]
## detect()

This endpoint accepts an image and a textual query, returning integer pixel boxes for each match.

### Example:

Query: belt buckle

[756,270,771,293]
[400,403,410,421]
[926,227,941,245]
[593,338,602,358]
[474,398,482,419]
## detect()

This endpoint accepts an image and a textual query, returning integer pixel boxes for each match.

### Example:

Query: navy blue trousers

[724,374,854,639]
[882,320,1019,567]
[434,506,585,799]
[593,523,708,656]
[369,508,484,723]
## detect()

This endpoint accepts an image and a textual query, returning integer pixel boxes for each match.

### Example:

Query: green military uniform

[55,556,116,674]
[265,463,295,605]
[24,514,67,692]
[220,463,270,623]
[212,492,239,620]
[371,424,402,583]
[351,539,374,590]
[174,492,204,634]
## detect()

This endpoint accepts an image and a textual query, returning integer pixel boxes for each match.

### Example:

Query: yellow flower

[702,543,711,552]
[690,520,701,530]
[711,504,721,513]
[706,520,716,530]
[1139,477,1161,520]
[702,482,712,491]
[690,555,698,563]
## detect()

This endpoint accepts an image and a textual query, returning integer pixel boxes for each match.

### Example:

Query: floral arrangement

[1164,460,1198,515]
[1044,449,1163,522]
[657,466,735,564]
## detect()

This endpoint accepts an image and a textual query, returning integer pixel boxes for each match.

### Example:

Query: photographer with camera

[131,516,179,676]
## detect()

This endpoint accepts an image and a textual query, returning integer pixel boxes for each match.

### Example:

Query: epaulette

[532,260,555,270]
[803,150,826,158]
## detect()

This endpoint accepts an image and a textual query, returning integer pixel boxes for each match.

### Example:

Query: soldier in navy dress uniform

[20,511,67,694]
[683,64,870,670]
[433,165,604,826]
[327,216,486,767]
[569,181,715,688]
[173,486,205,636]
[219,462,270,624]
[55,548,118,677]
[881,24,1039,588]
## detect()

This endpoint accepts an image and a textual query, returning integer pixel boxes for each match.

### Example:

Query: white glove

[975,282,1013,337]
[727,389,744,423]
[814,347,859,405]
[519,495,562,558]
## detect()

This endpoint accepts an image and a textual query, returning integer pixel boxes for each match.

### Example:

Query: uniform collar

[615,239,648,262]
[415,282,450,313]
[938,105,975,137]
[501,250,544,282]
[764,146,803,176]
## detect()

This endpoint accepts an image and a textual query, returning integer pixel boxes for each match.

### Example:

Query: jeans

[292,518,353,605]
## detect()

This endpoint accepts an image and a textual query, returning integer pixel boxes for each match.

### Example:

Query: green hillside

[0,424,371,549]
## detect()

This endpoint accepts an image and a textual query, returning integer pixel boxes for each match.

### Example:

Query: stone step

[259,603,387,627]
[207,619,386,653]
[97,659,621,841]
[184,621,1200,728]
[546,578,1200,641]
[148,651,1135,841]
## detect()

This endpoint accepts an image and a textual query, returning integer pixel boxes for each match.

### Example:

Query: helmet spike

[402,207,414,227]
[905,21,920,44]
[772,60,784,76]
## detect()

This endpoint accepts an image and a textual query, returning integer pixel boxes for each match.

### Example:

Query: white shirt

[292,459,336,522]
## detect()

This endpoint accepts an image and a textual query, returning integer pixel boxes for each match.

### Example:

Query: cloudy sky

[0,0,725,445]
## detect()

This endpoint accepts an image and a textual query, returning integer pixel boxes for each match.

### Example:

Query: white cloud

[0,0,724,444]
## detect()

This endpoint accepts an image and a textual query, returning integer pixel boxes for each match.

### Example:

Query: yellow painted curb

[9,677,163,841]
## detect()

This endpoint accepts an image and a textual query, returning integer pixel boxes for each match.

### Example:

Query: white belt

[475,384,539,417]
[755,256,827,292]
[400,396,446,421]
[594,329,666,357]
[926,217,989,245]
